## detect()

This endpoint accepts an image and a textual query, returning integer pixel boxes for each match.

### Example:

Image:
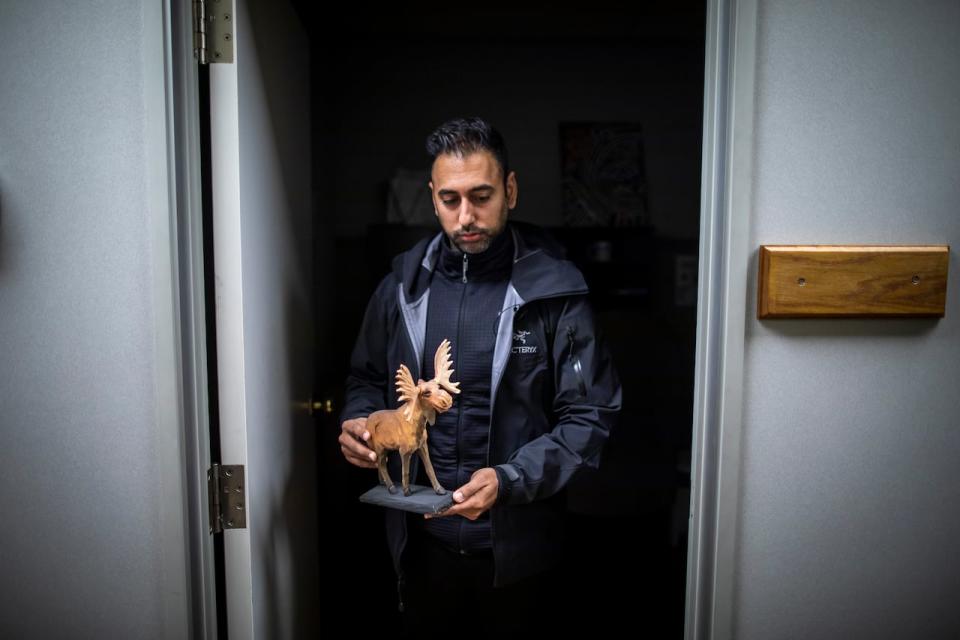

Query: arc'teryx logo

[512,330,538,354]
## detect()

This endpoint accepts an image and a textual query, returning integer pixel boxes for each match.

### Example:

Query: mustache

[455,227,488,237]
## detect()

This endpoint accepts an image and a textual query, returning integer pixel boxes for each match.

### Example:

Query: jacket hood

[391,221,588,304]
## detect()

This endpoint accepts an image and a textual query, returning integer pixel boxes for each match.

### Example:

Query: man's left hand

[426,467,499,521]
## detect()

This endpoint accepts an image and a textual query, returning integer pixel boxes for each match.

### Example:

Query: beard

[450,206,508,254]
[452,227,494,254]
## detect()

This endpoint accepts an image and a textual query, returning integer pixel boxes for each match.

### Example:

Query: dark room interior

[299,4,707,635]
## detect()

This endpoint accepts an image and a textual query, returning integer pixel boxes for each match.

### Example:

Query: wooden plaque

[758,245,949,318]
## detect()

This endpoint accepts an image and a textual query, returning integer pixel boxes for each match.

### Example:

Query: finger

[343,451,377,469]
[338,435,377,463]
[426,503,460,519]
[428,495,471,518]
[347,419,369,439]
[450,487,497,519]
[352,425,370,441]
[338,432,376,459]
[429,490,484,517]
[463,469,498,501]
[341,419,369,441]
[452,476,487,503]
[341,445,377,469]
[343,451,377,468]
[451,483,474,503]
[427,503,479,521]
[348,448,378,465]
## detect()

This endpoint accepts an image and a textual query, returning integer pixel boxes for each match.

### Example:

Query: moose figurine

[365,339,461,497]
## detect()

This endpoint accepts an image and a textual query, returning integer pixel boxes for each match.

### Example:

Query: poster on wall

[559,122,650,227]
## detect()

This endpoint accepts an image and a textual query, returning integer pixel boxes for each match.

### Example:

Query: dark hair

[425,117,510,185]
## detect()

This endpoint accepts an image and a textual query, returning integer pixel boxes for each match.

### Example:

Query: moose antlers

[394,339,460,421]
[433,338,461,395]
[395,365,419,420]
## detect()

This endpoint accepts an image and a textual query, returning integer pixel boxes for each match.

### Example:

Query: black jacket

[341,221,623,586]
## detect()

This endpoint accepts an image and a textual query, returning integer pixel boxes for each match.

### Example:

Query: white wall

[0,1,190,637]
[734,1,960,637]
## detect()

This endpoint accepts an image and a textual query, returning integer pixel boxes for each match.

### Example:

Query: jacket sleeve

[339,274,393,424]
[494,294,622,505]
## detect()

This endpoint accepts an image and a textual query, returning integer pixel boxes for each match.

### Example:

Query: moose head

[398,338,461,425]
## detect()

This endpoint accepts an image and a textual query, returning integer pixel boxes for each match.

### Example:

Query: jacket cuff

[494,464,521,504]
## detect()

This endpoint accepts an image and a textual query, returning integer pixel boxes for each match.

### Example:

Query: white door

[206,0,319,637]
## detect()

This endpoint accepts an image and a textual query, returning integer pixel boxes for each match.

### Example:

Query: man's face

[428,150,518,254]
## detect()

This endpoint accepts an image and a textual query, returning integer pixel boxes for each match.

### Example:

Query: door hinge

[208,463,246,533]
[193,0,234,64]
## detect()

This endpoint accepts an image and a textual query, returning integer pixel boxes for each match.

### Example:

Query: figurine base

[359,484,454,515]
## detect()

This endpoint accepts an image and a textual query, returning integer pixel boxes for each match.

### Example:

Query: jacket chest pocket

[508,314,548,373]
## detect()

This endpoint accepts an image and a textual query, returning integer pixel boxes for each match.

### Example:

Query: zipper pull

[462,253,468,283]
[566,325,587,397]
[566,325,577,361]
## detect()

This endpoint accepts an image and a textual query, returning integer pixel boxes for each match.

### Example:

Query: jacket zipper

[566,325,587,397]
[456,263,467,553]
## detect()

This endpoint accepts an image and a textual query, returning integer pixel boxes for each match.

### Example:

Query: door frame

[171,1,320,638]
[169,0,220,637]
[685,0,758,639]
[166,0,758,637]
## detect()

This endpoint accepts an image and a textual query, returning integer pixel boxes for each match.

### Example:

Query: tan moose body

[365,339,461,496]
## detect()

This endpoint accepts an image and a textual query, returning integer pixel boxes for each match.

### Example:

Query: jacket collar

[392,221,589,304]
[436,224,514,281]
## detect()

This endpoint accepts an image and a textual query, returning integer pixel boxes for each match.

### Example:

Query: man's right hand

[339,417,377,469]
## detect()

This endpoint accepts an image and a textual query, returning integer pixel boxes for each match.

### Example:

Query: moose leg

[401,452,413,496]
[377,453,396,494]
[418,445,446,495]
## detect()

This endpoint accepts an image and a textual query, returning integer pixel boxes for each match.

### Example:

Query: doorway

[298,4,707,637]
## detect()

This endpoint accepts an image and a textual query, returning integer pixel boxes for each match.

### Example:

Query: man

[338,117,622,633]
